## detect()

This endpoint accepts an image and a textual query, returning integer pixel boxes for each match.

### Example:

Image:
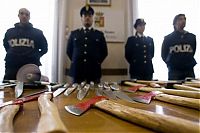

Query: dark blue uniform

[125,35,154,80]
[67,28,108,83]
[3,23,48,80]
[161,31,196,80]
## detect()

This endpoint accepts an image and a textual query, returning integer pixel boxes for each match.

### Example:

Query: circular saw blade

[16,64,41,83]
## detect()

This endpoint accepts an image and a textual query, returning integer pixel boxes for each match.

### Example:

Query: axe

[121,80,200,91]
[132,91,200,110]
[64,96,199,133]
[125,85,200,99]
[0,105,20,132]
[37,92,67,133]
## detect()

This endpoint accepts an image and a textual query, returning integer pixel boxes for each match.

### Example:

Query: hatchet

[132,91,200,110]
[64,96,199,133]
[0,105,20,133]
[122,80,200,91]
[125,85,200,99]
[37,92,67,133]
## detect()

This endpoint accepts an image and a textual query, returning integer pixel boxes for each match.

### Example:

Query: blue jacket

[67,28,108,80]
[125,35,154,76]
[3,23,48,67]
[161,31,196,70]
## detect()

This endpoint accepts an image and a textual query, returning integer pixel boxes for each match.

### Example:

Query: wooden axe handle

[95,100,199,133]
[155,94,200,110]
[124,81,146,87]
[183,83,200,88]
[0,105,20,132]
[173,84,200,91]
[139,87,200,99]
[37,93,67,133]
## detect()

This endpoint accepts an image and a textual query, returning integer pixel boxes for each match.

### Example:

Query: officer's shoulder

[128,36,136,40]
[186,31,196,38]
[32,27,43,34]
[92,28,104,34]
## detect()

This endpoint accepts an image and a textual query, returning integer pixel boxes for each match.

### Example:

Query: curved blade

[15,82,24,98]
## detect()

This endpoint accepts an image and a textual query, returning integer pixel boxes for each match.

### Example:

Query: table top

[0,85,199,133]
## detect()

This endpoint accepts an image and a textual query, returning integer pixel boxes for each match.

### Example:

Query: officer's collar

[135,32,145,38]
[83,27,93,31]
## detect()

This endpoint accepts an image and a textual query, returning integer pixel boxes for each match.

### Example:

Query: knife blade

[96,83,104,96]
[102,82,117,100]
[64,83,78,96]
[15,82,24,98]
[77,84,90,100]
[112,91,136,103]
[53,83,70,97]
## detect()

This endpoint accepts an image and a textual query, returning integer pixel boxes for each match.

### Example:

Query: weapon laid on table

[64,96,199,133]
[0,105,20,133]
[131,91,200,110]
[15,81,24,98]
[53,83,70,98]
[0,84,63,108]
[124,86,200,99]
[77,84,90,100]
[37,92,67,133]
[122,80,200,91]
[64,83,78,96]
[173,84,200,91]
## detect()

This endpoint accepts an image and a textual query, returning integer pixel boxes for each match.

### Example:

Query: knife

[102,82,117,100]
[64,83,78,96]
[95,83,104,96]
[0,83,16,90]
[15,81,24,98]
[77,84,90,100]
[64,96,199,133]
[53,83,70,97]
[0,93,42,108]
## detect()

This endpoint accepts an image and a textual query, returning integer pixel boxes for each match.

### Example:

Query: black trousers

[168,69,195,80]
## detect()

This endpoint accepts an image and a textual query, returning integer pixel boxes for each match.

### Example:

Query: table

[0,86,199,133]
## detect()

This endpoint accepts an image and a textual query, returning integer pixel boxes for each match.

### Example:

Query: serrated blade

[15,82,24,98]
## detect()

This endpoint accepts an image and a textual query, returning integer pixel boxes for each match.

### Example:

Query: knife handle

[37,93,67,133]
[155,94,200,110]
[0,105,20,132]
[95,100,199,133]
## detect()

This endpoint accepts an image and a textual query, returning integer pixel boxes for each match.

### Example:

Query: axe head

[64,96,107,116]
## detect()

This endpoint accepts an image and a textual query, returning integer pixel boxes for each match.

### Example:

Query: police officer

[125,19,154,80]
[67,5,108,83]
[161,14,196,80]
[3,8,48,80]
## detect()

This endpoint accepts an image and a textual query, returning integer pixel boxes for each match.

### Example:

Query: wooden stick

[95,100,199,133]
[0,105,20,133]
[37,93,67,133]
[139,87,200,99]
